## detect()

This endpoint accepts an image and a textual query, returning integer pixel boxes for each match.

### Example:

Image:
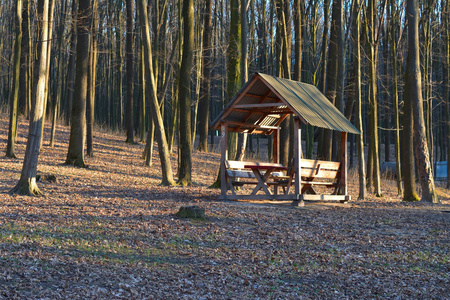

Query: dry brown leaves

[0,114,449,299]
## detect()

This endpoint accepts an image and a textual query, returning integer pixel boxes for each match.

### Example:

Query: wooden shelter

[210,73,360,205]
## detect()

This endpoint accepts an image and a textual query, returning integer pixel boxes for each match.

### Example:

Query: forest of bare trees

[1,0,448,203]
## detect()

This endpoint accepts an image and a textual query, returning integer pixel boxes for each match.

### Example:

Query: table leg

[250,169,273,196]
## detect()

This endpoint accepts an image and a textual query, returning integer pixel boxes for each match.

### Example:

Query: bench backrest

[300,159,340,179]
[225,160,283,170]
[225,160,285,179]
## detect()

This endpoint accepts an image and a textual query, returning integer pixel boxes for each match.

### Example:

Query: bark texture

[10,0,51,196]
[66,0,91,167]
[138,0,175,186]
[177,0,194,186]
[405,0,438,203]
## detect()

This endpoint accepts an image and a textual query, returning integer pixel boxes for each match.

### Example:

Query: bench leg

[291,200,305,207]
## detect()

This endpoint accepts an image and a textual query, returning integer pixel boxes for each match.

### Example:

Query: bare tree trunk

[352,0,366,199]
[39,0,55,149]
[235,0,249,161]
[276,0,291,166]
[405,0,439,203]
[320,0,340,161]
[65,0,91,168]
[6,0,23,159]
[19,0,30,117]
[227,0,241,160]
[65,0,78,125]
[86,0,98,156]
[197,0,213,152]
[444,0,449,189]
[125,0,134,144]
[116,1,123,129]
[139,40,146,142]
[390,0,403,195]
[138,0,175,186]
[50,0,68,148]
[10,0,51,196]
[293,0,301,82]
[177,0,194,185]
[367,0,382,196]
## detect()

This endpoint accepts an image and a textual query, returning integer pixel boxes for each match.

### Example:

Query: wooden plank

[300,195,350,201]
[243,93,279,102]
[231,181,285,186]
[226,160,283,169]
[226,120,280,130]
[273,128,279,163]
[227,170,255,178]
[300,168,339,179]
[236,90,274,132]
[219,194,302,201]
[294,118,302,195]
[220,124,228,196]
[300,159,341,170]
[340,132,348,196]
[250,169,273,196]
[301,181,338,186]
[234,103,287,109]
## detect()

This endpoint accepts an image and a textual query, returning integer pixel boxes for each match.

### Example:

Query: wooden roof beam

[244,93,279,102]
[235,90,274,131]
[234,103,287,109]
[227,120,280,130]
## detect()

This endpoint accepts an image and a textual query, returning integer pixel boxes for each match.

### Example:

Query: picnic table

[244,164,289,196]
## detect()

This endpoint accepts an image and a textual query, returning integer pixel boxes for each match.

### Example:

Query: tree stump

[36,173,57,183]
[176,206,205,219]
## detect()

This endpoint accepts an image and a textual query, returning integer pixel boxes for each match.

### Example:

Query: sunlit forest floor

[0,112,449,299]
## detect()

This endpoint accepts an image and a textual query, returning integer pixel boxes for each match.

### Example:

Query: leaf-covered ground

[0,114,449,299]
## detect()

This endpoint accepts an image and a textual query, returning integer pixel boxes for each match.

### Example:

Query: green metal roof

[211,73,360,135]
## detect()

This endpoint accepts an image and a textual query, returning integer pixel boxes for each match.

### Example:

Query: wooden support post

[293,118,302,201]
[220,123,228,196]
[340,131,348,197]
[273,128,280,163]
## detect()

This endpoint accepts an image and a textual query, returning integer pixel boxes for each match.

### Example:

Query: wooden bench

[223,159,343,200]
[273,159,341,195]
[299,159,341,194]
[224,161,286,194]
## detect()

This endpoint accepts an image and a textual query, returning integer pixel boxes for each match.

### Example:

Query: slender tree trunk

[390,0,403,195]
[6,0,23,159]
[210,0,241,188]
[320,0,340,161]
[367,0,382,196]
[138,0,175,186]
[116,1,123,129]
[39,0,55,149]
[275,0,291,166]
[405,0,439,203]
[50,0,68,148]
[86,0,98,156]
[197,0,213,152]
[235,0,249,161]
[65,0,91,167]
[19,0,30,117]
[352,0,366,199]
[227,0,241,160]
[177,0,194,185]
[382,25,390,163]
[66,0,78,125]
[293,0,301,82]
[444,0,449,188]
[139,40,146,142]
[125,0,134,143]
[10,0,51,196]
